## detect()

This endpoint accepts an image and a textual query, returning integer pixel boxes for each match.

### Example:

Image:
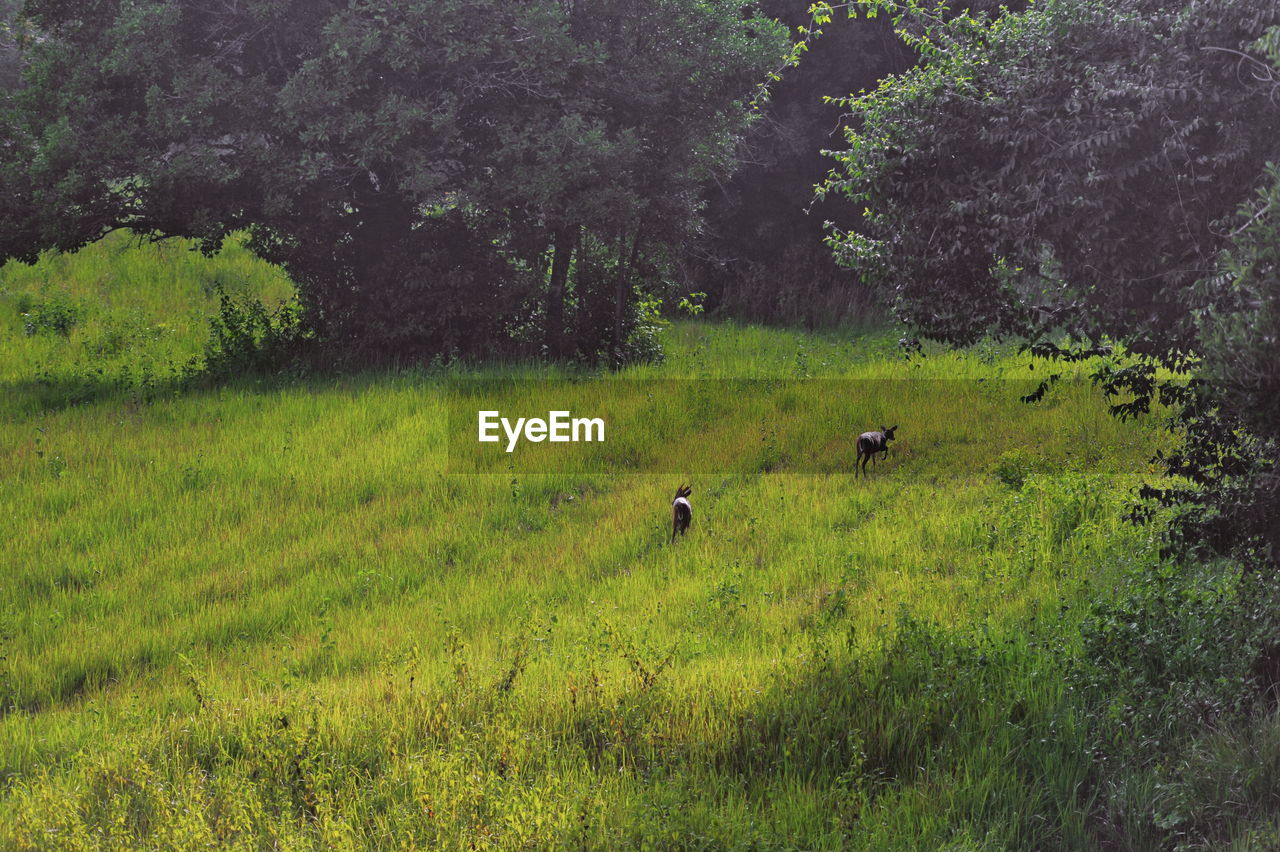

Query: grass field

[1,234,1274,849]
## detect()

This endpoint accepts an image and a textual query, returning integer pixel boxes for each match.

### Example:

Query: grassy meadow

[1,234,1275,849]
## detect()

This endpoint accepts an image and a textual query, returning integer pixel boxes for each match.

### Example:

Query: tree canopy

[1,0,787,360]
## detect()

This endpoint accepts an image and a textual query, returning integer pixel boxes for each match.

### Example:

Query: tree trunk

[611,228,641,366]
[544,226,576,358]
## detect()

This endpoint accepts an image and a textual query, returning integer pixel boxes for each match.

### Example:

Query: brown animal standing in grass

[856,425,897,477]
[671,484,692,544]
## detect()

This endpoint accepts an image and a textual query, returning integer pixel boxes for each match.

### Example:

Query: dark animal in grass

[856,425,898,477]
[671,484,692,544]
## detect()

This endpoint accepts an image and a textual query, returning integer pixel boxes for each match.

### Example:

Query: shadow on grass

[706,616,1092,845]
[1,356,367,420]
[0,373,189,418]
[0,341,640,422]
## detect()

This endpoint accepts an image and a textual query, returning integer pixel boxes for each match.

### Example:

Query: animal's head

[673,484,692,501]
[882,425,898,442]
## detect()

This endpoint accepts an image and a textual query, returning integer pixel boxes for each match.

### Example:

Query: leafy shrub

[1075,560,1280,764]
[200,288,307,379]
[1078,558,1280,847]
[993,448,1049,489]
[616,294,666,367]
[18,292,83,336]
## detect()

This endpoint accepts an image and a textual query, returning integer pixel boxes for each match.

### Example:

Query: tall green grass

[0,235,1272,849]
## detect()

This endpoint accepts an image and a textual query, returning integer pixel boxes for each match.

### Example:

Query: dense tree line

[0,0,786,363]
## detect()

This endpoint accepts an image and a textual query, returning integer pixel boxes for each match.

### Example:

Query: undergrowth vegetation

[2,235,1278,848]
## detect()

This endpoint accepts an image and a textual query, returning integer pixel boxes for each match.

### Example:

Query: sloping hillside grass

[0,235,1270,848]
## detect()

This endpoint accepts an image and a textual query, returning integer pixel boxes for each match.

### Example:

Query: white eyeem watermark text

[478,410,606,453]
